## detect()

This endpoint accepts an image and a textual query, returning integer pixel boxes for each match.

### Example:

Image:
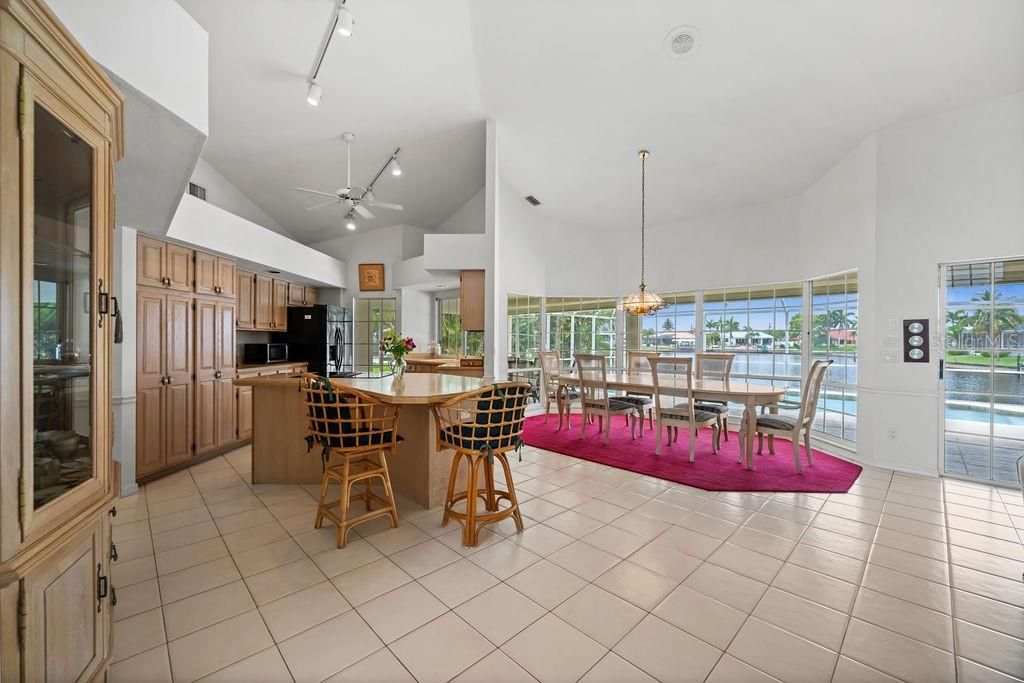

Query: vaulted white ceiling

[180,0,1024,243]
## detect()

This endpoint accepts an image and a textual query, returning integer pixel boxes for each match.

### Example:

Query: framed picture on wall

[358,263,385,291]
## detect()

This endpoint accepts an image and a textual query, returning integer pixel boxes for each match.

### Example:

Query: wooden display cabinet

[0,0,124,679]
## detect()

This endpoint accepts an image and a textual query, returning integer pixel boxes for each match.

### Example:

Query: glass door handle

[938,359,944,379]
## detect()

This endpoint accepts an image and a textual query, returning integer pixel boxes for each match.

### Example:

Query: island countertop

[234,373,491,404]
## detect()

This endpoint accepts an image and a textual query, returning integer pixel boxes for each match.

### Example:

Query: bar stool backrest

[300,374,400,455]
[433,382,533,454]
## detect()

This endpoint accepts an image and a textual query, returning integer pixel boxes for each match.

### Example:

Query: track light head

[306,82,322,107]
[389,157,402,176]
[337,4,353,37]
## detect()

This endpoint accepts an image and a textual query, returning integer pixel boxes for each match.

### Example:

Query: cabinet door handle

[110,543,119,562]
[108,506,117,518]
[96,564,108,612]
[215,370,223,379]
[111,585,117,608]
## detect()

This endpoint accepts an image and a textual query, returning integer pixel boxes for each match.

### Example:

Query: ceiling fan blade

[305,199,341,211]
[365,200,403,211]
[354,204,375,219]
[291,187,340,199]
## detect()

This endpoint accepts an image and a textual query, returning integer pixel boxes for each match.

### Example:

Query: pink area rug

[521,414,862,493]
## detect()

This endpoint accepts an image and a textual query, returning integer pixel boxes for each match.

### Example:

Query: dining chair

[618,350,659,434]
[540,350,578,430]
[649,357,721,459]
[575,353,640,445]
[300,374,400,548]
[433,382,532,546]
[739,359,833,473]
[695,352,735,442]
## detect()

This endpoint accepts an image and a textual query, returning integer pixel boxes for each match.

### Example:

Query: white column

[111,227,138,496]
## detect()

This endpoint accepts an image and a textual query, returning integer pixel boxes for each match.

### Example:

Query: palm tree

[946,310,969,342]
[662,319,674,332]
[968,291,1024,340]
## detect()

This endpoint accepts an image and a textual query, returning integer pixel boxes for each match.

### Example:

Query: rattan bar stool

[433,382,532,546]
[300,374,401,548]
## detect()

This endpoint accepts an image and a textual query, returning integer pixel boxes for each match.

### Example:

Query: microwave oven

[243,343,288,365]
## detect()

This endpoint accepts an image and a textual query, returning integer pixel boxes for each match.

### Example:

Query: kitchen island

[234,373,489,508]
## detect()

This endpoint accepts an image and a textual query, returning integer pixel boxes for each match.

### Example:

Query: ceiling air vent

[188,182,207,201]
[664,26,701,59]
[524,195,541,207]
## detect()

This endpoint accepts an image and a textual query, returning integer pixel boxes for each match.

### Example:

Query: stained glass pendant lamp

[621,149,667,315]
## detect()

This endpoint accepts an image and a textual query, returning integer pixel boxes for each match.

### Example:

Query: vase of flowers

[380,331,415,379]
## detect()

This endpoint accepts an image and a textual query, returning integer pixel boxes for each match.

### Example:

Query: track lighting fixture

[306,82,322,107]
[337,3,354,37]
[389,157,402,176]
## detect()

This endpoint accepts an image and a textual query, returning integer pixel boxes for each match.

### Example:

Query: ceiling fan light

[336,5,353,37]
[306,82,322,106]
[389,157,402,176]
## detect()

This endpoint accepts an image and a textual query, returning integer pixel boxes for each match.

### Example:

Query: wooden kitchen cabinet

[0,2,123,678]
[236,385,253,440]
[18,513,113,683]
[166,243,194,292]
[136,291,194,477]
[305,287,319,304]
[196,300,237,455]
[138,236,193,292]
[460,270,486,331]
[237,270,255,329]
[254,274,273,330]
[272,279,289,330]
[195,251,236,297]
[137,235,166,288]
[288,282,305,306]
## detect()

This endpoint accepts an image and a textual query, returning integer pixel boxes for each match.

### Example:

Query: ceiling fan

[292,132,403,230]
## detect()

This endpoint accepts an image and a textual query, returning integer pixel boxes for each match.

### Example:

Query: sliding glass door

[941,259,1024,485]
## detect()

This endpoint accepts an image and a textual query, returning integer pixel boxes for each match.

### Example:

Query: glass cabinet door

[29,99,100,511]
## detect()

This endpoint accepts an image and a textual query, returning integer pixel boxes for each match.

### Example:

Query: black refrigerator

[281,304,356,377]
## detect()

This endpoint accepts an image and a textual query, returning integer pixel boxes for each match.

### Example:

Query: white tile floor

[108,443,1024,683]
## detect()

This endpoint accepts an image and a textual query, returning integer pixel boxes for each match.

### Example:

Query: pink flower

[404,338,416,350]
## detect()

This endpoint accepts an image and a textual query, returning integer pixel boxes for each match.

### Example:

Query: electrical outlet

[888,428,897,441]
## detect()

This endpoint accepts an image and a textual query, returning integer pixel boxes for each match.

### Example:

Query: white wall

[111,227,138,496]
[190,159,293,238]
[436,188,485,234]
[168,195,346,287]
[47,0,208,136]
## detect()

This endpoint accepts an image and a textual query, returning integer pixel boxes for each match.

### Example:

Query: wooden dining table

[553,371,787,470]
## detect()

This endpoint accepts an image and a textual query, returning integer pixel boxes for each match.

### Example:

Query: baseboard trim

[136,438,252,485]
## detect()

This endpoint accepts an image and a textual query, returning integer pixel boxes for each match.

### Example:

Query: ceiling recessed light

[664,25,701,59]
[345,221,356,230]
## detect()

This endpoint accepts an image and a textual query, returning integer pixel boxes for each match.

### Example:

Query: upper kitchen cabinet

[138,236,192,292]
[272,279,289,330]
[237,270,255,330]
[195,250,236,298]
[460,270,485,331]
[288,282,305,306]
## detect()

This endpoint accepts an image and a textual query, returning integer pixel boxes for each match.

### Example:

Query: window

[353,297,397,377]
[545,297,617,367]
[624,291,697,359]
[810,272,858,442]
[33,279,61,361]
[507,294,541,368]
[436,297,483,357]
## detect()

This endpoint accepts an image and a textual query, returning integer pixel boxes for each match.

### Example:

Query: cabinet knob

[215,285,222,294]
[215,370,223,379]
